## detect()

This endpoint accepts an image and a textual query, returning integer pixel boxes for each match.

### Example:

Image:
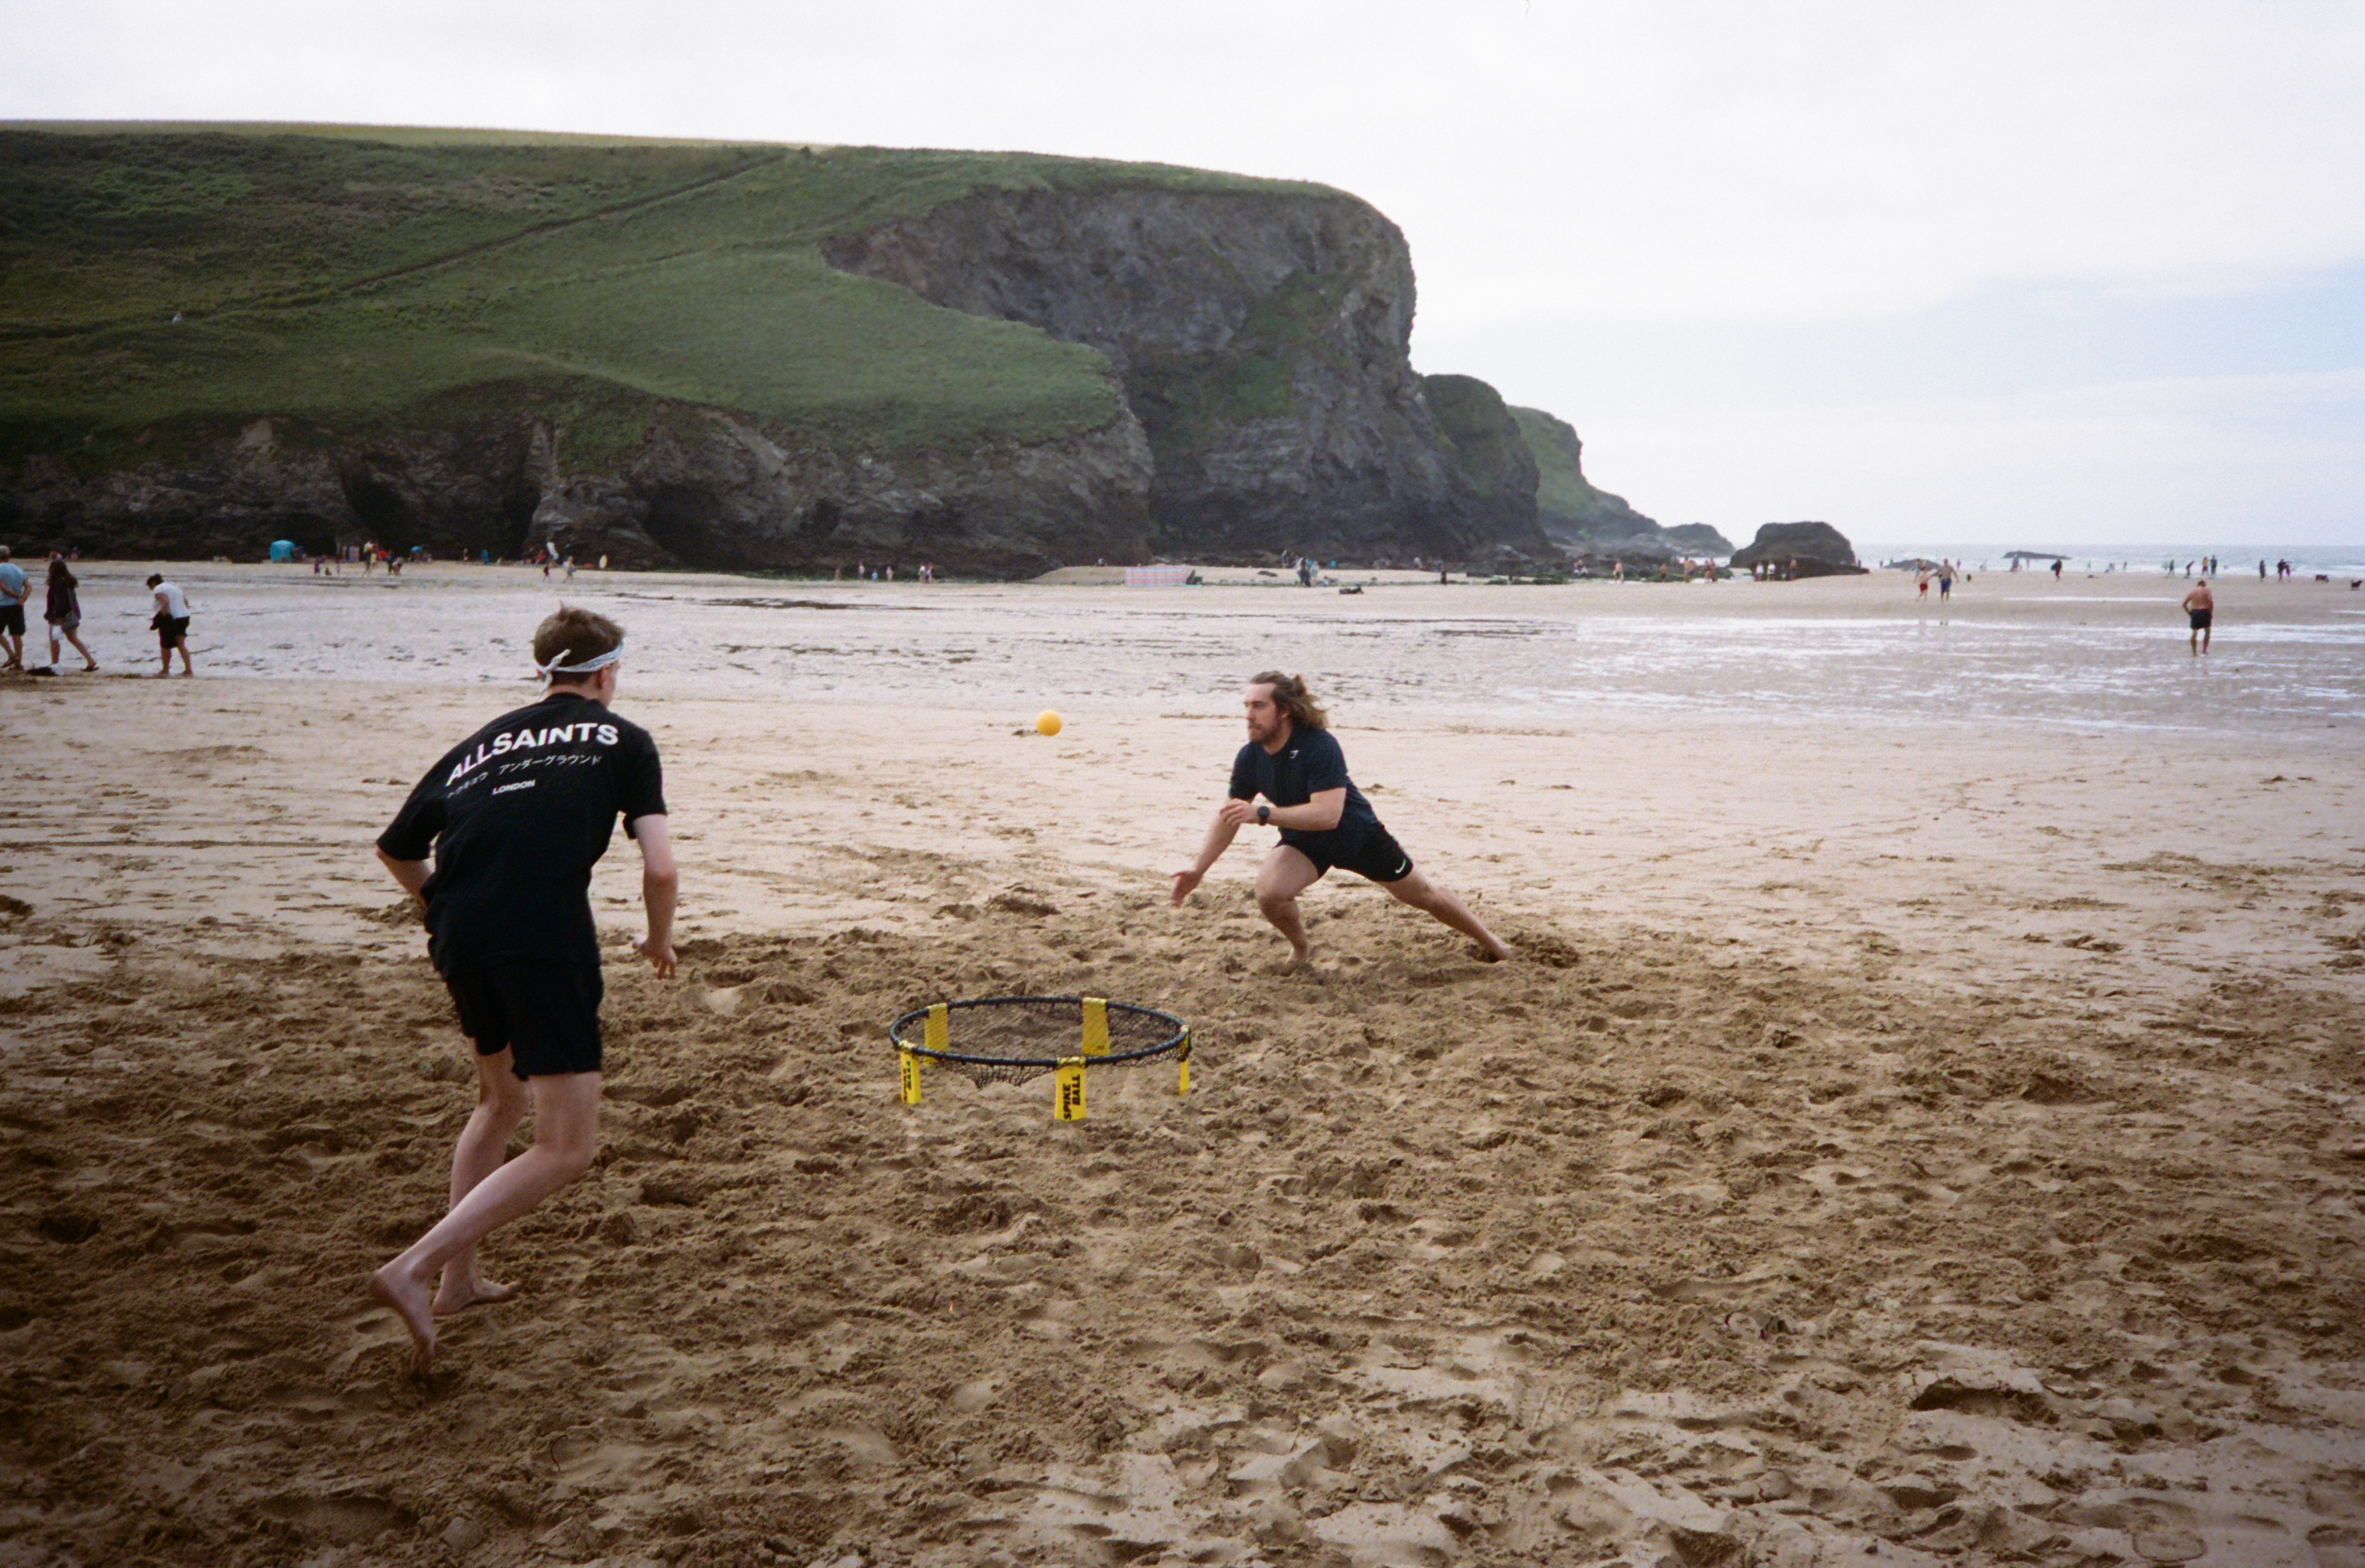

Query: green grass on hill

[0,125,1338,469]
[1510,403,1638,524]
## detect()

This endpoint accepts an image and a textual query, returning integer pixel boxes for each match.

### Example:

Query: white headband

[538,643,622,678]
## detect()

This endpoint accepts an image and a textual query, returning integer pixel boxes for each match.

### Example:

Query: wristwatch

[1256,804,1272,825]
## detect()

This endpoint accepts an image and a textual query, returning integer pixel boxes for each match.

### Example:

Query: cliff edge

[821,188,1550,564]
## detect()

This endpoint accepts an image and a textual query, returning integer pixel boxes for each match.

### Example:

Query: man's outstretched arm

[629,815,679,978]
[1171,806,1244,906]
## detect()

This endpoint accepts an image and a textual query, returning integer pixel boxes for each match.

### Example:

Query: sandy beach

[2,564,2363,1567]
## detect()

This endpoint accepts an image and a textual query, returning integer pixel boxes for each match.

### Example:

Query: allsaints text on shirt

[446,722,623,785]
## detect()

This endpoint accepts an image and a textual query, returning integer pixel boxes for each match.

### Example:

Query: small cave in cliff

[644,483,737,567]
[496,480,538,560]
[341,476,415,544]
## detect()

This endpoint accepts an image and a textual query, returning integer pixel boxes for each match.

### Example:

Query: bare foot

[368,1263,437,1370]
[432,1276,519,1317]
[1476,941,1514,963]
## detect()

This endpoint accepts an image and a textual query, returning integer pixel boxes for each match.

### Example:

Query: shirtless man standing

[368,606,677,1369]
[2183,577,2215,655]
[1171,671,1513,965]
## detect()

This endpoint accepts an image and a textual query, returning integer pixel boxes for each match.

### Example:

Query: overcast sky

[8,0,2363,550]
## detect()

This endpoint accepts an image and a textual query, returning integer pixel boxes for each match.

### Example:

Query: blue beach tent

[267,540,297,563]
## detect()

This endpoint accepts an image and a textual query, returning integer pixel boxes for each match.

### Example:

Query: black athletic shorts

[2189,609,2213,630]
[156,615,190,648]
[1298,825,1415,884]
[0,604,21,636]
[442,960,604,1078]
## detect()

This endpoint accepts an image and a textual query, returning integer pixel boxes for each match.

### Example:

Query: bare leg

[431,1047,531,1316]
[1256,845,1324,964]
[371,1070,601,1369]
[1381,867,1514,961]
[63,628,96,670]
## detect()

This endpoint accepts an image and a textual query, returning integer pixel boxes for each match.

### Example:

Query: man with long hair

[1171,671,1512,965]
[367,606,678,1370]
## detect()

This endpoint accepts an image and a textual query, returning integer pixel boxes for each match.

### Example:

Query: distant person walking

[41,557,96,674]
[2051,559,2064,580]
[1916,570,1930,600]
[148,573,193,676]
[2182,578,2214,655]
[1938,564,1954,601]
[0,547,28,671]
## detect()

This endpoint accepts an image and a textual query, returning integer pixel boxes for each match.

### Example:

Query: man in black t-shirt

[367,606,678,1370]
[1171,671,1511,965]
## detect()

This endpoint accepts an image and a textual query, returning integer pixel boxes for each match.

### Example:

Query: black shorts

[157,615,190,648]
[0,604,21,636]
[2189,609,2212,630]
[442,960,604,1077]
[1295,826,1415,884]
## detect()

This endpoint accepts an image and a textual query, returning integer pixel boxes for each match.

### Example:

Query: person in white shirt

[146,573,193,676]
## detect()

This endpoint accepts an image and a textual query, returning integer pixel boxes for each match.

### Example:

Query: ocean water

[90,564,2365,742]
[1861,542,2365,577]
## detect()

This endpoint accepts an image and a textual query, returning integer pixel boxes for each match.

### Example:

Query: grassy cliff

[0,124,1328,469]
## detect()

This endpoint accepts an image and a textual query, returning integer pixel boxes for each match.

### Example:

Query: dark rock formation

[2,403,1151,577]
[1422,375,1540,544]
[0,420,538,562]
[524,402,1150,576]
[1731,521,1865,577]
[821,188,1552,564]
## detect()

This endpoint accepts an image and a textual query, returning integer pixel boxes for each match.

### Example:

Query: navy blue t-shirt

[1228,725,1385,861]
[377,691,665,974]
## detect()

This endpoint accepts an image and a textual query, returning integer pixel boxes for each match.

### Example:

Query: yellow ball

[1035,710,1063,737]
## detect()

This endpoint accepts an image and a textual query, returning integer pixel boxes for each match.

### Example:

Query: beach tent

[267,539,297,563]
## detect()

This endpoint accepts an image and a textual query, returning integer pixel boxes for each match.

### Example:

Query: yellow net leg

[1055,1057,1086,1121]
[925,1002,948,1053]
[1178,1035,1191,1096]
[898,1049,921,1106]
[1082,997,1108,1057]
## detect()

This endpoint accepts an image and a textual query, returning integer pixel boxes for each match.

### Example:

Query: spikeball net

[889,996,1192,1121]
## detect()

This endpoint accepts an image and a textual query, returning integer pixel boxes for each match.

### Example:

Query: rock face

[821,188,1551,564]
[528,404,1150,577]
[1,162,1571,572]
[1,404,1152,577]
[1730,521,1864,577]
[1508,406,1717,559]
[0,420,541,562]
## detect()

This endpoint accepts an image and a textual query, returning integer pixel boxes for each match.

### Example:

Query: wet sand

[2,566,2362,1566]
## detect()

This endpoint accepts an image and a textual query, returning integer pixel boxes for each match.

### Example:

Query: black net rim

[888,995,1191,1070]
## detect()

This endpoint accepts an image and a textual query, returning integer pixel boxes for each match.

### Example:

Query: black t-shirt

[1229,725,1385,859]
[377,691,666,974]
